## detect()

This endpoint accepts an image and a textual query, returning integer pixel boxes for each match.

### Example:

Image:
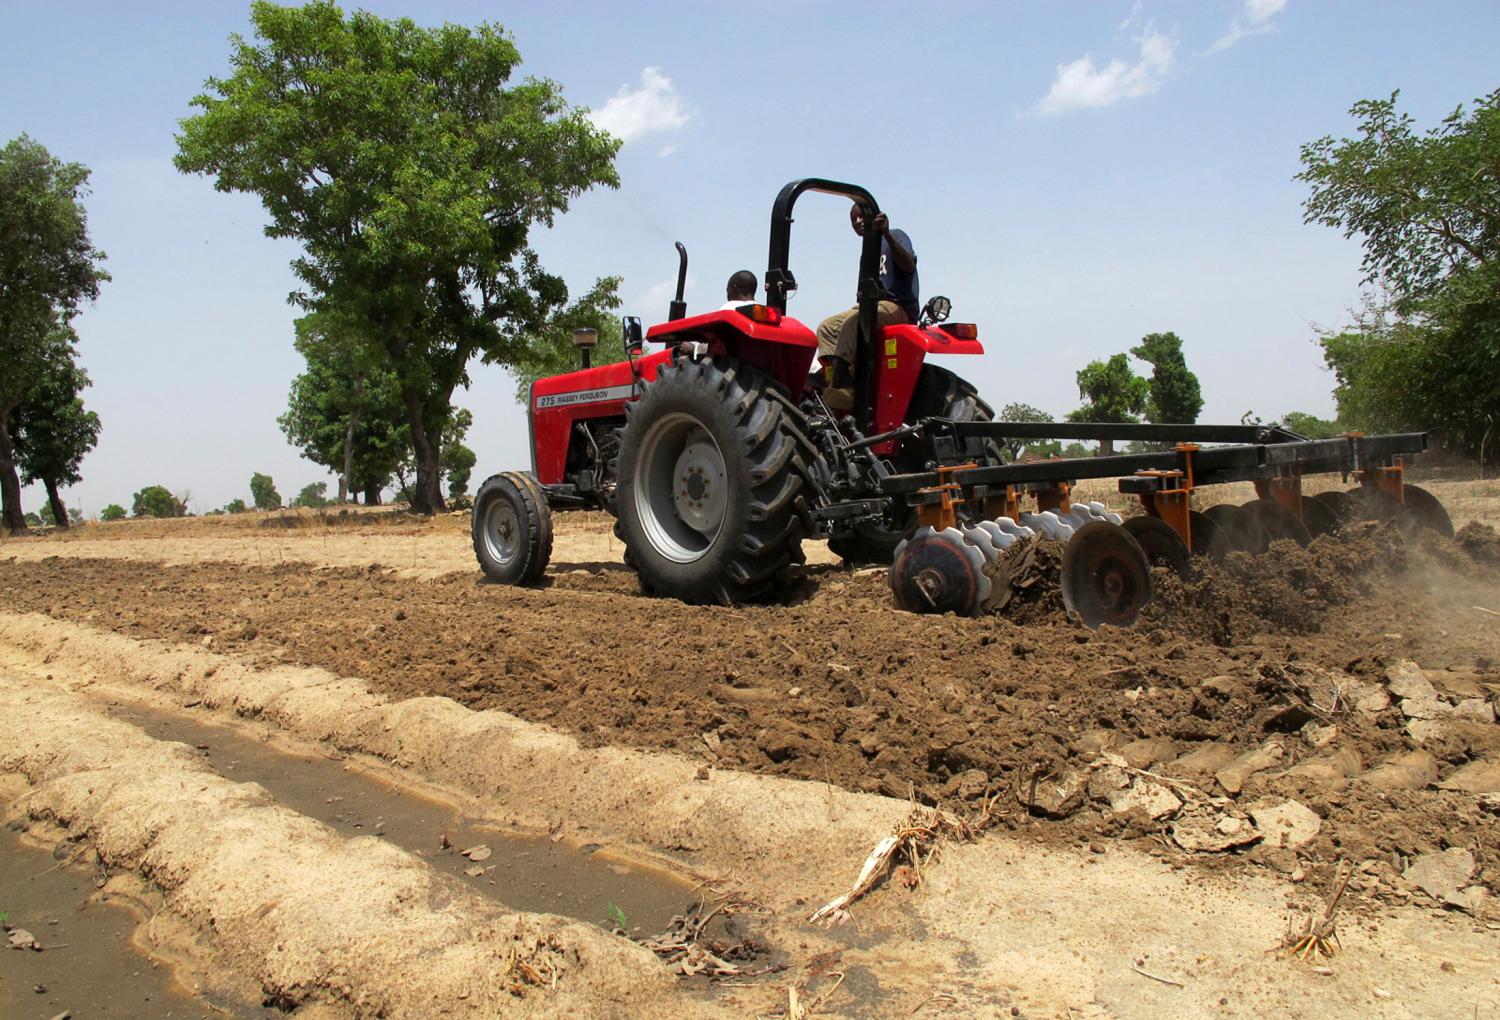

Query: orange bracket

[1355,457,1405,502]
[982,484,1021,522]
[1034,482,1072,515]
[1254,473,1303,517]
[914,462,977,531]
[1133,444,1197,553]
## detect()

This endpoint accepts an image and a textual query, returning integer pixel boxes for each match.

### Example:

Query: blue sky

[2,0,1496,515]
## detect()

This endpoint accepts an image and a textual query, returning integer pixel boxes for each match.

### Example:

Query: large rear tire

[615,356,813,604]
[472,471,553,585]
[829,364,996,566]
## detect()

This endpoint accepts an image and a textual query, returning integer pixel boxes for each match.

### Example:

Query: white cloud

[656,143,678,158]
[640,273,689,311]
[1206,0,1288,54]
[589,67,690,146]
[1033,27,1176,116]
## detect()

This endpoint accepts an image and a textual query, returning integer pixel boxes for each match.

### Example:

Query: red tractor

[473,178,1001,603]
[474,178,1438,621]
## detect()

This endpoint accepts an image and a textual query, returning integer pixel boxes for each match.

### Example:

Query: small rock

[1437,758,1500,795]
[1216,741,1285,795]
[1172,813,1260,852]
[1027,770,1089,818]
[1169,742,1239,776]
[1453,699,1496,723]
[1291,867,1306,882]
[1249,800,1322,850]
[1400,698,1454,720]
[1282,745,1363,788]
[1301,723,1338,749]
[1404,848,1477,906]
[1106,779,1182,820]
[1076,728,1123,755]
[1405,719,1447,744]
[1117,737,1180,770]
[7,928,39,951]
[1360,750,1438,791]
[787,686,803,697]
[464,865,484,877]
[1373,988,1391,1000]
[463,845,492,862]
[1386,660,1437,701]
[1425,669,1485,700]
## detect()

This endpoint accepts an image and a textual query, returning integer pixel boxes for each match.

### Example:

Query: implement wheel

[1122,515,1192,578]
[615,356,812,604]
[1061,522,1153,629]
[472,471,553,585]
[830,365,998,566]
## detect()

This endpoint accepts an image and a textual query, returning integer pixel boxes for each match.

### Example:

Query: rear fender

[646,309,818,396]
[873,324,984,453]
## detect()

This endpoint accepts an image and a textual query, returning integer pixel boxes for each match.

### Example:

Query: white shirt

[719,299,756,310]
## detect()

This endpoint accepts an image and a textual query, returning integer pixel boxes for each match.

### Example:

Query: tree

[1278,411,1345,439]
[100,503,126,521]
[176,2,620,514]
[132,485,184,518]
[444,441,477,499]
[996,402,1056,460]
[279,313,407,504]
[0,135,108,531]
[292,481,330,508]
[224,498,248,514]
[12,343,101,530]
[1066,354,1149,455]
[1298,90,1500,314]
[249,472,280,510]
[1299,91,1500,463]
[1129,331,1203,425]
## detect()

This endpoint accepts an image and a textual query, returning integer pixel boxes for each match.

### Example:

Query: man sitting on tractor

[719,269,759,310]
[814,204,920,411]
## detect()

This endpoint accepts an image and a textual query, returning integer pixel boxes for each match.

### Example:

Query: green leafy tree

[100,503,126,521]
[292,481,330,508]
[12,344,101,530]
[24,511,41,527]
[175,2,620,513]
[1278,411,1345,439]
[444,441,477,499]
[1066,353,1149,455]
[1129,332,1203,425]
[249,472,280,510]
[278,312,407,504]
[0,135,109,531]
[1299,91,1500,463]
[132,485,184,519]
[224,498,247,514]
[996,401,1056,460]
[507,291,627,402]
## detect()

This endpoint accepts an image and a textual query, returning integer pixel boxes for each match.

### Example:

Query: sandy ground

[1,483,1498,1017]
[0,614,1496,1018]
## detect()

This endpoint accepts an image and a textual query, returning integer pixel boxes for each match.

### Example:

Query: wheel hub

[672,435,727,535]
[634,413,729,564]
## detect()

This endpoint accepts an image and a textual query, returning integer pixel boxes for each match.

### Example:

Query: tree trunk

[363,482,381,506]
[44,478,68,530]
[340,375,365,504]
[0,410,26,533]
[1100,438,1115,457]
[400,385,445,515]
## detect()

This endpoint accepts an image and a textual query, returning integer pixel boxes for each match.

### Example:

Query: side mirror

[621,316,644,354]
[920,296,952,327]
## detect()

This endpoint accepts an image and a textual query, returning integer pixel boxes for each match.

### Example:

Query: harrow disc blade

[1020,510,1074,541]
[1401,484,1455,538]
[889,526,989,616]
[1188,510,1235,562]
[1298,496,1341,538]
[1241,498,1312,547]
[1204,503,1269,554]
[1087,501,1124,525]
[1345,486,1416,533]
[1061,521,1153,629]
[1122,515,1192,578]
[1310,490,1353,522]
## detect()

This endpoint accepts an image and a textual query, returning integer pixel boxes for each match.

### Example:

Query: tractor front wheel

[472,471,553,585]
[615,356,812,604]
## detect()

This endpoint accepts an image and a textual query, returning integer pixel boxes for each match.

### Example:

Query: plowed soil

[5,515,1498,901]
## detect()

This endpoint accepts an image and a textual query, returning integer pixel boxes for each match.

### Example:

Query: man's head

[849,203,866,236]
[726,269,758,302]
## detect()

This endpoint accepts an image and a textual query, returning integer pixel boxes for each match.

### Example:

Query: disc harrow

[883,425,1451,626]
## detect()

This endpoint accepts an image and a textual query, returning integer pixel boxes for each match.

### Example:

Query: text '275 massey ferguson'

[472,179,1446,626]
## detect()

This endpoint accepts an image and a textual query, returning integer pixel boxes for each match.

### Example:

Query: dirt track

[3,501,1499,1016]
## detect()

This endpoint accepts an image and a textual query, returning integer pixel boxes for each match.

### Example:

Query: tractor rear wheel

[472,471,553,585]
[615,356,813,604]
[829,364,997,566]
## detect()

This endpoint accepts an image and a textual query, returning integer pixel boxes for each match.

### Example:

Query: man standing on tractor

[814,204,919,410]
[720,269,759,309]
